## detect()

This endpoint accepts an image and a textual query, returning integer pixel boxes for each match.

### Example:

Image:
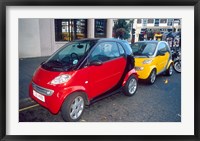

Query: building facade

[133,18,181,42]
[19,18,181,58]
[19,19,114,58]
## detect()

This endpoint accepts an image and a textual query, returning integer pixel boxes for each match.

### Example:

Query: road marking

[19,104,39,112]
[19,97,32,103]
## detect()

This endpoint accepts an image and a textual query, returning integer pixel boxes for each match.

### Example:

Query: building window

[160,19,167,23]
[174,19,181,25]
[142,19,147,27]
[137,19,142,24]
[95,19,107,38]
[55,19,87,41]
[167,19,174,26]
[148,19,154,23]
[154,19,160,26]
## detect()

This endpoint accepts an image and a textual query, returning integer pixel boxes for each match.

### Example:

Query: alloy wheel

[128,78,137,94]
[169,65,173,75]
[150,70,156,83]
[69,96,84,120]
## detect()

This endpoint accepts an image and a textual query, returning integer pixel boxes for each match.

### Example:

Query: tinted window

[89,42,120,62]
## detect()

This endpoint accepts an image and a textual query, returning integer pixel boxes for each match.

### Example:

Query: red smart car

[29,38,138,122]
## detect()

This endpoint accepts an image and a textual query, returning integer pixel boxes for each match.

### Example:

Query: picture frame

[1,0,199,140]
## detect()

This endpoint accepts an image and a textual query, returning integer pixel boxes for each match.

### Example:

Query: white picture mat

[6,6,194,135]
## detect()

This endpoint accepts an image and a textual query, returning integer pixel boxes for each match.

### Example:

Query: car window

[158,42,168,53]
[123,42,133,55]
[117,43,125,56]
[131,42,157,57]
[89,42,120,62]
[142,44,156,54]
[43,40,97,71]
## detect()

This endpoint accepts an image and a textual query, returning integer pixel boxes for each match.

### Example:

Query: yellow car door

[156,42,170,74]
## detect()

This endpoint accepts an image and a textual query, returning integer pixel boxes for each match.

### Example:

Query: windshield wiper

[44,60,67,71]
[44,59,77,72]
[143,54,150,58]
[47,60,63,65]
[133,52,150,58]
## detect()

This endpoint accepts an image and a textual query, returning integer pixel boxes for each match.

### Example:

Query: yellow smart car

[131,41,173,84]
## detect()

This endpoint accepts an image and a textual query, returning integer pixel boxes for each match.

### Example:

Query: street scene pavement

[19,57,181,122]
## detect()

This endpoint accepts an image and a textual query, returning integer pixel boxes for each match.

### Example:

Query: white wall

[19,19,41,58]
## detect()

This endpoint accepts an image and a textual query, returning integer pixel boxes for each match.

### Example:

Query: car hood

[134,57,154,66]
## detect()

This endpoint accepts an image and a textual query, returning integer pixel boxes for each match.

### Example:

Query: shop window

[95,19,107,38]
[55,19,87,41]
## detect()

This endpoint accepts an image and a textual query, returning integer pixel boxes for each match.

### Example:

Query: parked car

[29,38,138,122]
[131,41,173,84]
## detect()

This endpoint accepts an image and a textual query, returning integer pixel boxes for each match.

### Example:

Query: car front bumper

[29,82,63,114]
[135,66,152,80]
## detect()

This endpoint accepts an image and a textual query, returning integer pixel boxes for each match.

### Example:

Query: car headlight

[51,74,71,85]
[135,66,144,71]
[143,59,153,64]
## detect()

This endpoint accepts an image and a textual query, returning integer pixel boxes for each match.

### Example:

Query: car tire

[173,60,181,73]
[166,63,173,76]
[123,75,138,96]
[61,92,85,122]
[147,69,156,84]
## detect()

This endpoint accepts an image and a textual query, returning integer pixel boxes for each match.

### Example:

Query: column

[134,19,139,42]
[106,19,113,38]
[87,19,94,38]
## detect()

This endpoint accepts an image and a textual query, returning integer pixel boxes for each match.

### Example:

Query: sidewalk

[19,56,49,108]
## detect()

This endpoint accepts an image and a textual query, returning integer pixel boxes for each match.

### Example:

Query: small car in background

[29,38,138,122]
[131,41,173,84]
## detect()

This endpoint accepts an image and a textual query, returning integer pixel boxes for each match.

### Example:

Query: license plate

[33,90,45,102]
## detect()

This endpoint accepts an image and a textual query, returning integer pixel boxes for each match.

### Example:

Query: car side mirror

[89,60,103,66]
[157,51,165,56]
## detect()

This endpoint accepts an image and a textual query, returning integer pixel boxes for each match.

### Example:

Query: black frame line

[0,0,199,141]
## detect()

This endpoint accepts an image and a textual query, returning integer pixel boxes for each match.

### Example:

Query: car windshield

[131,42,157,57]
[42,40,97,71]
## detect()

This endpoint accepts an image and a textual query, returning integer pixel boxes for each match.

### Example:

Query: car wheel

[173,60,181,73]
[166,63,173,76]
[123,75,138,96]
[61,92,85,122]
[147,69,156,84]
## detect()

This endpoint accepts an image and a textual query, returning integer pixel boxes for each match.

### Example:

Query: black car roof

[73,38,128,43]
[134,40,159,44]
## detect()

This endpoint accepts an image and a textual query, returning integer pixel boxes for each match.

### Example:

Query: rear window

[123,42,133,55]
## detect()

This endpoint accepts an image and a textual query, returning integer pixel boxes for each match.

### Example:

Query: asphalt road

[19,57,181,122]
